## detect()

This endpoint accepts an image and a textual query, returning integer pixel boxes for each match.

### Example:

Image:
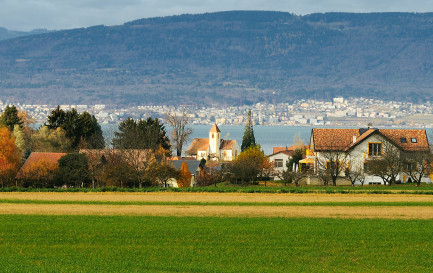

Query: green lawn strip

[0,215,432,272]
[1,198,433,207]
[2,185,433,194]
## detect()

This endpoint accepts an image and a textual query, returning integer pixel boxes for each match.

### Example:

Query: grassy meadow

[1,191,433,272]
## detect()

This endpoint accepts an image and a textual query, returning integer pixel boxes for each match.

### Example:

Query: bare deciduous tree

[317,150,349,186]
[367,139,401,186]
[402,151,433,187]
[345,165,366,186]
[166,108,193,156]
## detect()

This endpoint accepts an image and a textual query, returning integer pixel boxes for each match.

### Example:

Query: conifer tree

[241,110,256,152]
[0,105,23,131]
[45,106,104,149]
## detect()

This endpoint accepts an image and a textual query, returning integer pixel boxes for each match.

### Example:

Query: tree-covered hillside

[0,11,432,106]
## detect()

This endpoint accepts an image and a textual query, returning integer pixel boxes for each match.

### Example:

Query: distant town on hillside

[3,97,433,128]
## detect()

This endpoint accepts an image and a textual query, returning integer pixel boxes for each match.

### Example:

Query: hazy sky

[1,0,433,31]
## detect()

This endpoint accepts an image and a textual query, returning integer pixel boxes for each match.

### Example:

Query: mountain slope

[0,11,432,106]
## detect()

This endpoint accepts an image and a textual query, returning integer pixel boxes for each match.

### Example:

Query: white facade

[313,132,432,185]
[268,152,292,173]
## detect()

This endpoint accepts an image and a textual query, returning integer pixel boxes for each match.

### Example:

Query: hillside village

[3,97,433,127]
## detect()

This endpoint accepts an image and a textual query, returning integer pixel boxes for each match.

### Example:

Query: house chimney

[353,134,357,144]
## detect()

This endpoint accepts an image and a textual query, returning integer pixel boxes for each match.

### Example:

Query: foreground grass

[0,215,432,272]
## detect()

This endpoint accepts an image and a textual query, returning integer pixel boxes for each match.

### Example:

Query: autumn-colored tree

[177,161,192,188]
[229,145,270,185]
[0,127,22,186]
[99,151,135,187]
[20,158,58,188]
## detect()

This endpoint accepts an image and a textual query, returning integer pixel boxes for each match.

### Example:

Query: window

[274,159,284,168]
[211,133,214,138]
[368,143,382,156]
[411,138,417,143]
[400,137,407,143]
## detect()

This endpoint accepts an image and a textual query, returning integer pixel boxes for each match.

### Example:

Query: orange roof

[220,140,236,150]
[312,128,429,152]
[16,152,66,179]
[380,129,429,152]
[273,145,309,154]
[186,138,209,155]
[268,150,296,157]
[209,123,221,133]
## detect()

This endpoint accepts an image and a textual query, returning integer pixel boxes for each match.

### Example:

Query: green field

[2,183,433,194]
[1,215,432,272]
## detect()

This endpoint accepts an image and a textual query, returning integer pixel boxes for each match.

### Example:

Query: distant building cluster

[1,97,433,127]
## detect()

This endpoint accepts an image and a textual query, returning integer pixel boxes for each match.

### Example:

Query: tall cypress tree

[241,110,256,152]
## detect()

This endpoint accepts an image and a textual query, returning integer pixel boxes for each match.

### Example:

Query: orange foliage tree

[20,158,58,188]
[0,127,22,186]
[177,161,192,188]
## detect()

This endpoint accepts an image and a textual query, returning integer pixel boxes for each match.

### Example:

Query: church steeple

[209,123,221,159]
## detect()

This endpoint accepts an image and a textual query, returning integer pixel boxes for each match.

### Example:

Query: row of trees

[0,104,199,188]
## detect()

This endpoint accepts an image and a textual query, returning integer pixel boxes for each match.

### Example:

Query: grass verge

[0,215,432,272]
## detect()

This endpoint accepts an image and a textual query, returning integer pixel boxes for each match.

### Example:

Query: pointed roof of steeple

[209,123,221,133]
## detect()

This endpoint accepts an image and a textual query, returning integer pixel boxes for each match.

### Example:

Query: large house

[310,128,432,185]
[186,124,241,161]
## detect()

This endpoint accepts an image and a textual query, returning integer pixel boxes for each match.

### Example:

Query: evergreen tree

[112,117,170,151]
[45,106,104,149]
[241,110,255,152]
[77,112,105,149]
[0,105,23,131]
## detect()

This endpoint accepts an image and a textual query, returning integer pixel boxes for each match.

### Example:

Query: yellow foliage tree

[21,158,58,187]
[177,161,192,188]
[0,127,22,186]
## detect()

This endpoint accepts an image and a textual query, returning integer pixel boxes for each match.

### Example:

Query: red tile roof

[268,150,296,157]
[186,138,209,155]
[220,140,236,150]
[16,152,66,179]
[273,145,309,154]
[312,128,429,152]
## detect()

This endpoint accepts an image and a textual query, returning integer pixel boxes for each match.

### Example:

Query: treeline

[0,105,198,189]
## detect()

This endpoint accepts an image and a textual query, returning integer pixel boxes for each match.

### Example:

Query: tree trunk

[332,176,337,186]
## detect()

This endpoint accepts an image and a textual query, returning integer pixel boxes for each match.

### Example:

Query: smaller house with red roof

[310,128,432,185]
[186,124,240,162]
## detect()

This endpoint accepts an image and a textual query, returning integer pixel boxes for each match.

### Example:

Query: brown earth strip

[1,203,433,219]
[1,192,433,203]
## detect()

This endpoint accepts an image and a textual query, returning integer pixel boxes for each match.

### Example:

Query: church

[186,124,241,162]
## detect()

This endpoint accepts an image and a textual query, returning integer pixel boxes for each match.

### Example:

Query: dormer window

[411,138,417,143]
[400,137,407,143]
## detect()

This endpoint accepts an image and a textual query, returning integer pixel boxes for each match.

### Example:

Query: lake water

[102,124,313,155]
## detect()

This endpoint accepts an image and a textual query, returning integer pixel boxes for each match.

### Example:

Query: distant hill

[0,27,52,41]
[0,11,432,106]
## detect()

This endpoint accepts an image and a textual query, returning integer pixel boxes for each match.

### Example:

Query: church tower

[209,123,221,159]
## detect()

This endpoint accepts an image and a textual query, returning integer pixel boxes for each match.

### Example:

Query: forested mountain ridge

[0,27,52,41]
[1,11,432,106]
